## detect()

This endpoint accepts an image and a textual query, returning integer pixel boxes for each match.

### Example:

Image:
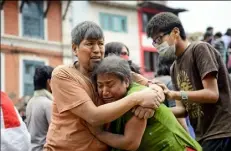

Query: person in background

[16,95,31,122]
[146,12,231,151]
[228,41,231,73]
[206,27,214,35]
[202,27,214,45]
[203,32,213,44]
[222,28,231,50]
[222,28,231,68]
[155,50,196,139]
[1,91,31,151]
[26,65,54,151]
[213,32,226,64]
[105,42,140,74]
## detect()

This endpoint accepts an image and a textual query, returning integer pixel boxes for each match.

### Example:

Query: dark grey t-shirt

[26,96,52,151]
[170,41,231,142]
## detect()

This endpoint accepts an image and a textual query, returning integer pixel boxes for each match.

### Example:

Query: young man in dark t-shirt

[146,12,231,151]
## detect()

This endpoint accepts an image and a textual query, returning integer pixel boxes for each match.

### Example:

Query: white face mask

[155,41,176,56]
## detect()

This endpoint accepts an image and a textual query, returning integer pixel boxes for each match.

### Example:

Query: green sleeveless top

[110,83,202,151]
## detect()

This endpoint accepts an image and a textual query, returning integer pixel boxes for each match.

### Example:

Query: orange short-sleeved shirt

[44,64,108,151]
[43,64,149,151]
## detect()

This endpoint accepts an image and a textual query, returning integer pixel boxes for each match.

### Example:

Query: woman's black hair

[105,42,140,74]
[92,55,132,86]
[105,42,130,57]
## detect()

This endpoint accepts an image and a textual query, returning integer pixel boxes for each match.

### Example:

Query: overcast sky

[167,1,231,34]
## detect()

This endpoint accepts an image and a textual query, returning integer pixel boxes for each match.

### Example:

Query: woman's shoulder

[127,82,147,95]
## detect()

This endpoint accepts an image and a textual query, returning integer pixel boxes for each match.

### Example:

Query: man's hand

[132,106,155,119]
[152,82,176,100]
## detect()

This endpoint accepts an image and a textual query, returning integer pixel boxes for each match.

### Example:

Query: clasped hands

[132,80,167,119]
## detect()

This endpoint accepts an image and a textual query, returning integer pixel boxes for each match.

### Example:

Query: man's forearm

[92,95,138,126]
[71,94,139,126]
[171,89,219,103]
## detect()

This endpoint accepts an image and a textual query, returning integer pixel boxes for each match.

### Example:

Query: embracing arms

[89,116,146,151]
[51,71,162,126]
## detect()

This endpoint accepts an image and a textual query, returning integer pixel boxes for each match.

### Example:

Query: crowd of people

[1,12,231,151]
[203,27,231,75]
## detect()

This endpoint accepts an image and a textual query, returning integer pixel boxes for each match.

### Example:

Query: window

[144,51,159,72]
[22,1,44,39]
[100,13,127,32]
[142,12,156,32]
[23,60,44,96]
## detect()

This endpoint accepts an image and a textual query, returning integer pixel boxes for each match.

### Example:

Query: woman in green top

[91,55,202,151]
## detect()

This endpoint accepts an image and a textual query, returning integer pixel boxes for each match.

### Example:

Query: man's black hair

[92,55,132,86]
[225,28,231,36]
[206,26,213,31]
[214,32,223,38]
[203,32,213,41]
[71,21,104,45]
[228,68,231,74]
[34,65,54,90]
[146,12,186,40]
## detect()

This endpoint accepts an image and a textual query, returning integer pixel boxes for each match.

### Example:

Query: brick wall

[4,52,19,103]
[3,1,19,36]
[3,49,62,103]
[1,1,64,103]
[47,1,62,42]
[3,1,63,41]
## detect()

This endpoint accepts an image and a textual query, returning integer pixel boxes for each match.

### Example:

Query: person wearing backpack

[146,12,231,151]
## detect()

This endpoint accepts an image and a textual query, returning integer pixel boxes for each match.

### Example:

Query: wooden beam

[0,0,5,10]
[44,0,51,18]
[62,0,71,20]
[20,0,30,13]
